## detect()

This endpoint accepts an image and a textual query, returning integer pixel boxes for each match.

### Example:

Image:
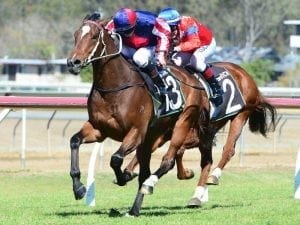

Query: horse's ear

[88,11,101,21]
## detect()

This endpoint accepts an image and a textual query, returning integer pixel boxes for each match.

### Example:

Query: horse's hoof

[139,184,153,195]
[123,170,138,183]
[113,179,127,186]
[124,212,137,218]
[74,185,86,200]
[186,169,195,179]
[177,168,195,180]
[187,197,201,208]
[109,208,122,217]
[206,175,219,185]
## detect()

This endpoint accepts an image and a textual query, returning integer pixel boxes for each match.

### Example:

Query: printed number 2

[222,79,242,114]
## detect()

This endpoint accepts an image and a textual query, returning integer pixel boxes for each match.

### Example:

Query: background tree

[241,59,274,86]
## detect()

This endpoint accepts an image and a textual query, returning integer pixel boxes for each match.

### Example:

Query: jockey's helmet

[113,8,137,35]
[158,7,180,26]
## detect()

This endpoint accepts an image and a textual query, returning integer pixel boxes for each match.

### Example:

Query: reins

[93,82,145,93]
[166,47,205,91]
[165,67,206,91]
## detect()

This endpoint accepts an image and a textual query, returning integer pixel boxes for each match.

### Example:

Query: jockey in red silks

[153,7,223,106]
[106,8,170,100]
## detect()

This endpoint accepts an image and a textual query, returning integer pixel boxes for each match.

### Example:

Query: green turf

[0,169,299,225]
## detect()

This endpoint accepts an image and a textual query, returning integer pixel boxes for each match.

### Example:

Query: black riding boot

[202,65,223,106]
[151,74,165,94]
[143,62,166,101]
[207,76,223,106]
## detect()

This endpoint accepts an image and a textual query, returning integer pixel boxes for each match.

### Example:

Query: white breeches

[171,38,216,72]
[122,45,156,68]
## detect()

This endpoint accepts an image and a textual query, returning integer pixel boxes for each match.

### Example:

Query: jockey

[154,7,223,106]
[106,8,168,101]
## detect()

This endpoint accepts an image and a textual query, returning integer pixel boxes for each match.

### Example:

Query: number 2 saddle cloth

[197,65,246,122]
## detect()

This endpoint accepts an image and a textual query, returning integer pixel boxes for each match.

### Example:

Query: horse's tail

[248,96,277,137]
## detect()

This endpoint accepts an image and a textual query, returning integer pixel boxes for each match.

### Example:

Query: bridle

[81,20,123,67]
[76,20,145,93]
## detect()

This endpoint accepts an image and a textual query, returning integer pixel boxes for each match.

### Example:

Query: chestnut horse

[67,14,276,216]
[137,59,276,209]
[67,15,214,216]
[124,61,278,186]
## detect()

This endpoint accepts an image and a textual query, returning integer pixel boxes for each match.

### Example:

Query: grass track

[0,169,299,225]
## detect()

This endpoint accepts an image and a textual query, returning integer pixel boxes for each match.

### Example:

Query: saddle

[132,64,185,118]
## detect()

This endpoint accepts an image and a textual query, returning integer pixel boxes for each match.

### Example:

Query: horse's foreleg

[110,145,139,186]
[110,128,143,186]
[121,132,171,185]
[188,145,213,207]
[128,143,152,216]
[70,121,102,200]
[207,111,249,185]
[122,155,139,183]
[70,132,85,200]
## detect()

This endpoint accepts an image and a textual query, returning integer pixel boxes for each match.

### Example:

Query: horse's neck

[92,51,139,90]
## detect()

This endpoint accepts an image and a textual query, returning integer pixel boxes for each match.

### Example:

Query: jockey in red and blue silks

[106,8,170,100]
[154,7,223,106]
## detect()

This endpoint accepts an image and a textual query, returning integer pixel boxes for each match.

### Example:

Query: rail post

[295,149,300,199]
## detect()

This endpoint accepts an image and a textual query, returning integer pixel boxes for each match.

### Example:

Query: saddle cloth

[197,65,246,122]
[138,67,185,119]
[155,69,185,118]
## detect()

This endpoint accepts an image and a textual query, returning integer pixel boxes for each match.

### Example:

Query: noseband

[82,20,123,66]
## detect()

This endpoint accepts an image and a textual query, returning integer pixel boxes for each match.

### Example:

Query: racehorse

[136,59,276,208]
[67,14,213,216]
[124,60,278,186]
[67,14,276,216]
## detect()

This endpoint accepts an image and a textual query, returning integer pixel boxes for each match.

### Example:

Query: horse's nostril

[67,59,82,67]
[74,59,82,66]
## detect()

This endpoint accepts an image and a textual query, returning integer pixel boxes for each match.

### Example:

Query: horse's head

[67,12,121,75]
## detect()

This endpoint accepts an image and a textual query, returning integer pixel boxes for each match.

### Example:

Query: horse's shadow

[54,202,248,218]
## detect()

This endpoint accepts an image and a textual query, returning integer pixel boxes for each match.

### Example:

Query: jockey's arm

[176,25,201,52]
[152,18,171,66]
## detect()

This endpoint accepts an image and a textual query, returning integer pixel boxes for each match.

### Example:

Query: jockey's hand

[173,46,181,52]
[156,52,167,67]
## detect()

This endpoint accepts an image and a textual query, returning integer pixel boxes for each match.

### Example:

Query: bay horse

[67,14,212,216]
[67,14,276,216]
